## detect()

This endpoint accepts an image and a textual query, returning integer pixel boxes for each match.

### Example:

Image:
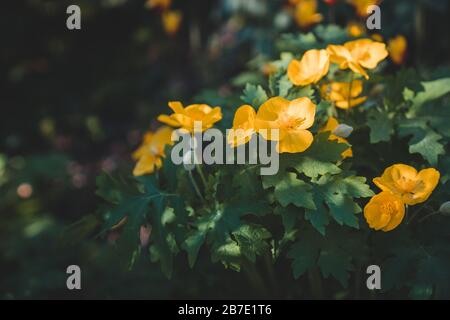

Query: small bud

[439,201,450,216]
[140,225,152,247]
[332,124,354,138]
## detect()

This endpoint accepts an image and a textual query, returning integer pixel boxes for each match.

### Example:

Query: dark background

[1,0,449,299]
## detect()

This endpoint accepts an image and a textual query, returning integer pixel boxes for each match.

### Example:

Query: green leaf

[398,120,445,165]
[308,173,371,231]
[98,175,184,278]
[275,206,299,245]
[305,198,329,236]
[320,174,375,199]
[367,109,394,143]
[288,240,319,279]
[317,249,353,287]
[183,232,206,268]
[241,83,268,107]
[313,24,349,45]
[263,172,315,209]
[284,132,348,178]
[233,224,271,263]
[405,78,450,114]
[409,131,445,165]
[286,85,314,100]
[276,32,318,52]
[268,69,287,97]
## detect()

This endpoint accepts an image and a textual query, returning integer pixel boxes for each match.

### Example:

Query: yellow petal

[410,168,440,205]
[347,21,365,37]
[168,101,184,113]
[364,192,405,232]
[320,117,339,133]
[162,10,182,36]
[157,114,181,127]
[257,97,290,121]
[335,96,367,109]
[345,39,388,70]
[228,105,256,147]
[348,61,369,79]
[202,106,223,129]
[287,49,330,86]
[288,97,316,130]
[278,129,313,153]
[294,0,322,29]
[388,35,407,65]
[133,154,158,176]
[327,45,352,67]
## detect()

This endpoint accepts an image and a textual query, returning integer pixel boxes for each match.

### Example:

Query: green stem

[308,267,324,299]
[242,259,269,298]
[347,72,354,112]
[264,252,278,295]
[188,170,204,203]
[418,211,440,223]
[196,164,208,188]
[407,203,426,225]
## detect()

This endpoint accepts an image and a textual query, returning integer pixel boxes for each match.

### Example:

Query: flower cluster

[131,32,438,236]
[230,97,317,153]
[364,164,440,231]
[146,0,182,36]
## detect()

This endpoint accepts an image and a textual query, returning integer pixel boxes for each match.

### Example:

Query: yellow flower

[287,49,330,86]
[373,164,440,206]
[388,35,407,65]
[349,0,380,18]
[256,97,316,153]
[320,80,367,109]
[320,117,353,158]
[327,39,388,79]
[162,10,182,36]
[146,0,171,10]
[132,126,173,176]
[261,63,278,76]
[228,105,257,147]
[347,21,365,37]
[294,0,323,29]
[364,192,405,232]
[157,101,222,133]
[371,33,384,42]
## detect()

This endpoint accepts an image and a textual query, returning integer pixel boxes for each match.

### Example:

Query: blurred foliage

[1,0,450,299]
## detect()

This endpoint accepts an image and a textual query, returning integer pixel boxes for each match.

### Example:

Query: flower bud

[140,225,152,248]
[439,201,450,216]
[332,124,354,138]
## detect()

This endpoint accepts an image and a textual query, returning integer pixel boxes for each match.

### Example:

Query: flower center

[380,202,396,216]
[396,176,416,193]
[280,115,305,130]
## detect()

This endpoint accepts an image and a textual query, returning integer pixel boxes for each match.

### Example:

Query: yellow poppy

[320,117,353,158]
[162,10,182,36]
[320,80,367,109]
[388,35,407,65]
[132,126,174,176]
[371,33,384,42]
[347,21,365,37]
[373,164,440,206]
[256,97,316,153]
[261,63,278,76]
[327,39,388,79]
[364,192,405,232]
[228,105,257,147]
[158,101,222,133]
[146,0,171,10]
[287,49,330,86]
[294,0,323,29]
[349,0,380,18]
